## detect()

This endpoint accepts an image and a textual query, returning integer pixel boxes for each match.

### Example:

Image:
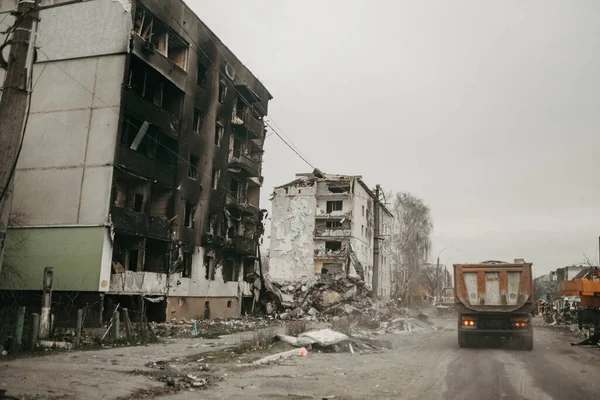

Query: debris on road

[252,347,309,365]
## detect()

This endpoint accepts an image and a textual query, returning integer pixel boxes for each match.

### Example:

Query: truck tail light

[461,317,476,328]
[511,317,528,328]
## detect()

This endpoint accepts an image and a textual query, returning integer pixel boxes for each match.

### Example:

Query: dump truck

[454,259,534,350]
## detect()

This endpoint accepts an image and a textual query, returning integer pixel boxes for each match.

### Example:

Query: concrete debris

[276,272,375,319]
[253,347,309,365]
[152,317,281,339]
[275,328,391,354]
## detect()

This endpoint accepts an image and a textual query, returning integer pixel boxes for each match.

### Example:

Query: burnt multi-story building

[0,0,272,321]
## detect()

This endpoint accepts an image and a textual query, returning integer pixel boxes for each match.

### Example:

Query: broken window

[145,239,168,273]
[193,108,203,133]
[120,116,178,167]
[362,205,365,217]
[133,194,144,213]
[197,59,208,87]
[182,252,192,278]
[361,225,364,236]
[184,202,195,228]
[232,138,242,156]
[227,300,232,308]
[325,241,342,252]
[326,200,343,213]
[222,259,239,282]
[218,80,227,103]
[163,80,183,117]
[188,154,199,180]
[127,56,183,116]
[327,183,350,193]
[212,168,220,190]
[134,6,189,70]
[204,255,215,280]
[215,123,223,146]
[326,221,342,229]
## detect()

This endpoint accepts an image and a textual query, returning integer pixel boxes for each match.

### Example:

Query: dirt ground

[2,317,600,400]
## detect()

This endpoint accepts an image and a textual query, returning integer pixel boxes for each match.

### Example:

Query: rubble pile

[277,272,375,320]
[152,317,281,339]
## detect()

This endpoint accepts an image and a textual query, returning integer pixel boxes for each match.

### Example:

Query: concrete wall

[0,226,106,291]
[13,0,131,227]
[167,295,241,320]
[268,184,317,283]
[2,0,131,292]
[168,246,241,297]
[109,271,168,295]
[378,208,394,299]
[350,182,374,287]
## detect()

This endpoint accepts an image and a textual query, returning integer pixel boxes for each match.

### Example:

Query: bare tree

[388,192,433,303]
[419,265,437,298]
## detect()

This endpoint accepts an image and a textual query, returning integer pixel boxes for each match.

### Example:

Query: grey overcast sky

[189,0,600,275]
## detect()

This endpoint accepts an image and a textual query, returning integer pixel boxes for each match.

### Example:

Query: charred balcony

[232,107,263,140]
[228,151,260,177]
[223,236,257,257]
[116,114,179,187]
[110,206,171,240]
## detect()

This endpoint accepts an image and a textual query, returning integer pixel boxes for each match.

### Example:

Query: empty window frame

[326,200,343,213]
[211,168,220,190]
[326,221,342,229]
[192,108,203,133]
[184,202,195,228]
[188,154,199,179]
[215,123,224,146]
[127,57,184,116]
[182,252,192,278]
[133,193,144,212]
[218,80,227,103]
[325,241,342,252]
[197,60,208,87]
[134,6,188,70]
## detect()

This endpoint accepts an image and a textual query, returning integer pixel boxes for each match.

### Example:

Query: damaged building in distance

[268,171,394,299]
[0,0,272,321]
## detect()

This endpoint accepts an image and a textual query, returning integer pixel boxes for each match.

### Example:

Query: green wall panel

[1,226,105,291]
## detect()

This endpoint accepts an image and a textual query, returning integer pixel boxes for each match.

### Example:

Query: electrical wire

[35,48,253,201]
[152,0,318,171]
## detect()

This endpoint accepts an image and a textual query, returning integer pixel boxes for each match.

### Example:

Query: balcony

[232,109,263,139]
[314,248,348,260]
[314,229,352,238]
[115,146,177,187]
[314,211,351,220]
[110,206,170,240]
[224,236,257,256]
[229,151,260,177]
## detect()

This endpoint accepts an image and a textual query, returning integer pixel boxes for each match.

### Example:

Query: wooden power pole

[0,0,39,274]
[372,184,381,299]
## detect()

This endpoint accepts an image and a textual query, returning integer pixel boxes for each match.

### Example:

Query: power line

[152,0,317,171]
[35,48,252,201]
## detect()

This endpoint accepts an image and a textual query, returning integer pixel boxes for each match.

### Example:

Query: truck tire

[458,332,470,348]
[521,333,534,351]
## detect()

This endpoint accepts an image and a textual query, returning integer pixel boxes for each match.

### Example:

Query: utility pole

[372,184,381,300]
[0,0,39,275]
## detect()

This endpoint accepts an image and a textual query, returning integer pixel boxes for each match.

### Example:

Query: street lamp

[436,248,448,300]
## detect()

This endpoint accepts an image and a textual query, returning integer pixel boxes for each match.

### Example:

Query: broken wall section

[269,183,317,283]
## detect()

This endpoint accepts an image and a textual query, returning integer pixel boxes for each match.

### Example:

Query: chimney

[514,258,525,264]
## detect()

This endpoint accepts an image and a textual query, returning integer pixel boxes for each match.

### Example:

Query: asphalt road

[180,319,600,400]
[2,319,600,400]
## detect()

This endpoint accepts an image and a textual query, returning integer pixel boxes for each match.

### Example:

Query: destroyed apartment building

[268,171,394,299]
[0,0,272,322]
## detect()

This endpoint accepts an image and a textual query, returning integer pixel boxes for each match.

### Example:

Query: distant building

[268,171,394,298]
